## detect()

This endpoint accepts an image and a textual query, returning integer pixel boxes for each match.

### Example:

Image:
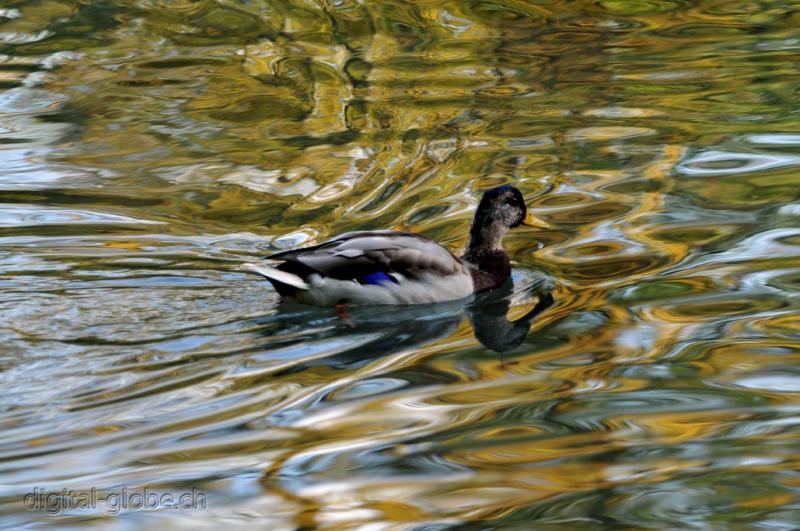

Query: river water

[1,0,800,528]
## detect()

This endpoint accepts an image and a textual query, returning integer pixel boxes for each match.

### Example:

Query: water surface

[1,0,800,528]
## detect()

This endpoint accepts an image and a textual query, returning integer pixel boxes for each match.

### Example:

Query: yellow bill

[523,211,550,229]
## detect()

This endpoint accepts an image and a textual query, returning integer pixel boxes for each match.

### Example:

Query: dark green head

[476,185,528,229]
[472,185,549,238]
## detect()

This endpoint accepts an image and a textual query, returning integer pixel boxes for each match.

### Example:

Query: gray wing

[269,230,465,281]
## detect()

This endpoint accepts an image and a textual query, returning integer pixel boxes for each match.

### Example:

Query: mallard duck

[243,185,549,306]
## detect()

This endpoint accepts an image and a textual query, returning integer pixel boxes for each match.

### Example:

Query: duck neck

[464,217,508,263]
[463,216,512,291]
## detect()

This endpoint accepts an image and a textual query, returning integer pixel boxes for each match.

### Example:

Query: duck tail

[241,262,309,290]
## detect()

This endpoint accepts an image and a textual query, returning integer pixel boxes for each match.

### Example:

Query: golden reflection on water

[1,0,800,527]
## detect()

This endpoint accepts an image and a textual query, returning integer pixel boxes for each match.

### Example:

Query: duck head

[465,185,549,258]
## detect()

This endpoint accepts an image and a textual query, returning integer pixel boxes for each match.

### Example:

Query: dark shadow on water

[469,282,554,354]
[259,275,555,374]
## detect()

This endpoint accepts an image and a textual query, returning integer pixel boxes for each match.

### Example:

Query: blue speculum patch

[360,271,397,285]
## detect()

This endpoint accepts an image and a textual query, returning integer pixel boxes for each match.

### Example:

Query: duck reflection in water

[260,275,554,373]
[469,281,554,354]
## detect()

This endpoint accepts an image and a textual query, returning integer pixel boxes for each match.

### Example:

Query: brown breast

[465,250,512,292]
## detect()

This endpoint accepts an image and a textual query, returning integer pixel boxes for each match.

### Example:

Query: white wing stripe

[242,263,310,290]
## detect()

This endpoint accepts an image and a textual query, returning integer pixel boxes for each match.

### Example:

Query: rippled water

[1,0,800,527]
